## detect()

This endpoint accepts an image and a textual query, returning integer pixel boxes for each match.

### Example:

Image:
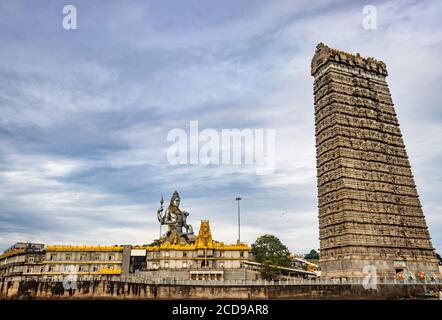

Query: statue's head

[170,191,180,208]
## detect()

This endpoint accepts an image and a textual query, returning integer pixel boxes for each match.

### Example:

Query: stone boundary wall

[1,280,441,300]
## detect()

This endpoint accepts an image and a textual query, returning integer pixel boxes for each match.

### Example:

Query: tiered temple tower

[311,43,440,279]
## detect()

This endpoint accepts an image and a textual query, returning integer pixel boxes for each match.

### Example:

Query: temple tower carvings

[311,43,440,279]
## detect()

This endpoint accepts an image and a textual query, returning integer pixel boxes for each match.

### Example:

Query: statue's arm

[157,207,163,223]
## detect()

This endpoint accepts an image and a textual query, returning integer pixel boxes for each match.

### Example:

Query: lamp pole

[235,196,242,244]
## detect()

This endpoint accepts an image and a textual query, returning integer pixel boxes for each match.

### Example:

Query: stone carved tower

[311,43,440,279]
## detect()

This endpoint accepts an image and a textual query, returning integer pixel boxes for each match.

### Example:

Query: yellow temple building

[142,220,252,281]
[0,220,254,283]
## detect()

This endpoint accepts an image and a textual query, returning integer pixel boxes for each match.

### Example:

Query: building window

[240,251,244,258]
[108,254,114,261]
[80,254,87,261]
[65,254,71,261]
[220,262,224,268]
[183,252,187,257]
[219,252,224,258]
[164,262,169,269]
[152,263,157,269]
[28,256,35,262]
[50,254,56,261]
[79,265,86,272]
[26,267,33,273]
[92,266,99,272]
[165,251,170,257]
[48,266,55,272]
[95,254,101,261]
[40,267,44,273]
[182,261,187,268]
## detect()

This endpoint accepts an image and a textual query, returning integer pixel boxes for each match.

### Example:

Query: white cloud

[0,0,441,256]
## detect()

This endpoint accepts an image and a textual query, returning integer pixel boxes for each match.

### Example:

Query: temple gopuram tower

[311,43,440,280]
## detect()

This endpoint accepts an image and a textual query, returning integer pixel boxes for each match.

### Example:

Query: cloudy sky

[0,0,441,254]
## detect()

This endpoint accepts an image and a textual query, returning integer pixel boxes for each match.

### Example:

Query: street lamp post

[235,196,242,244]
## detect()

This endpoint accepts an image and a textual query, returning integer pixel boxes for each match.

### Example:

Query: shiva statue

[157,191,194,244]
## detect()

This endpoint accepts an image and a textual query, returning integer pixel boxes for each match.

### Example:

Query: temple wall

[1,280,441,300]
[135,269,258,281]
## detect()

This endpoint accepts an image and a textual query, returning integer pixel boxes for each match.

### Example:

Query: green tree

[260,260,280,280]
[304,249,319,260]
[251,235,292,280]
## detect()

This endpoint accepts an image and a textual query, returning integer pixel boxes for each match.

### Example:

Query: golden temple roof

[145,220,250,251]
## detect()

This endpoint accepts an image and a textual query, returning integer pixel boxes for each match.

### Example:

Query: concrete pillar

[122,245,131,276]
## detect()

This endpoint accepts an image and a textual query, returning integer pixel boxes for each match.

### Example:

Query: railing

[118,275,442,286]
[2,274,440,287]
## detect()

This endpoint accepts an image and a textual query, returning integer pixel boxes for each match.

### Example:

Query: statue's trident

[158,194,164,240]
